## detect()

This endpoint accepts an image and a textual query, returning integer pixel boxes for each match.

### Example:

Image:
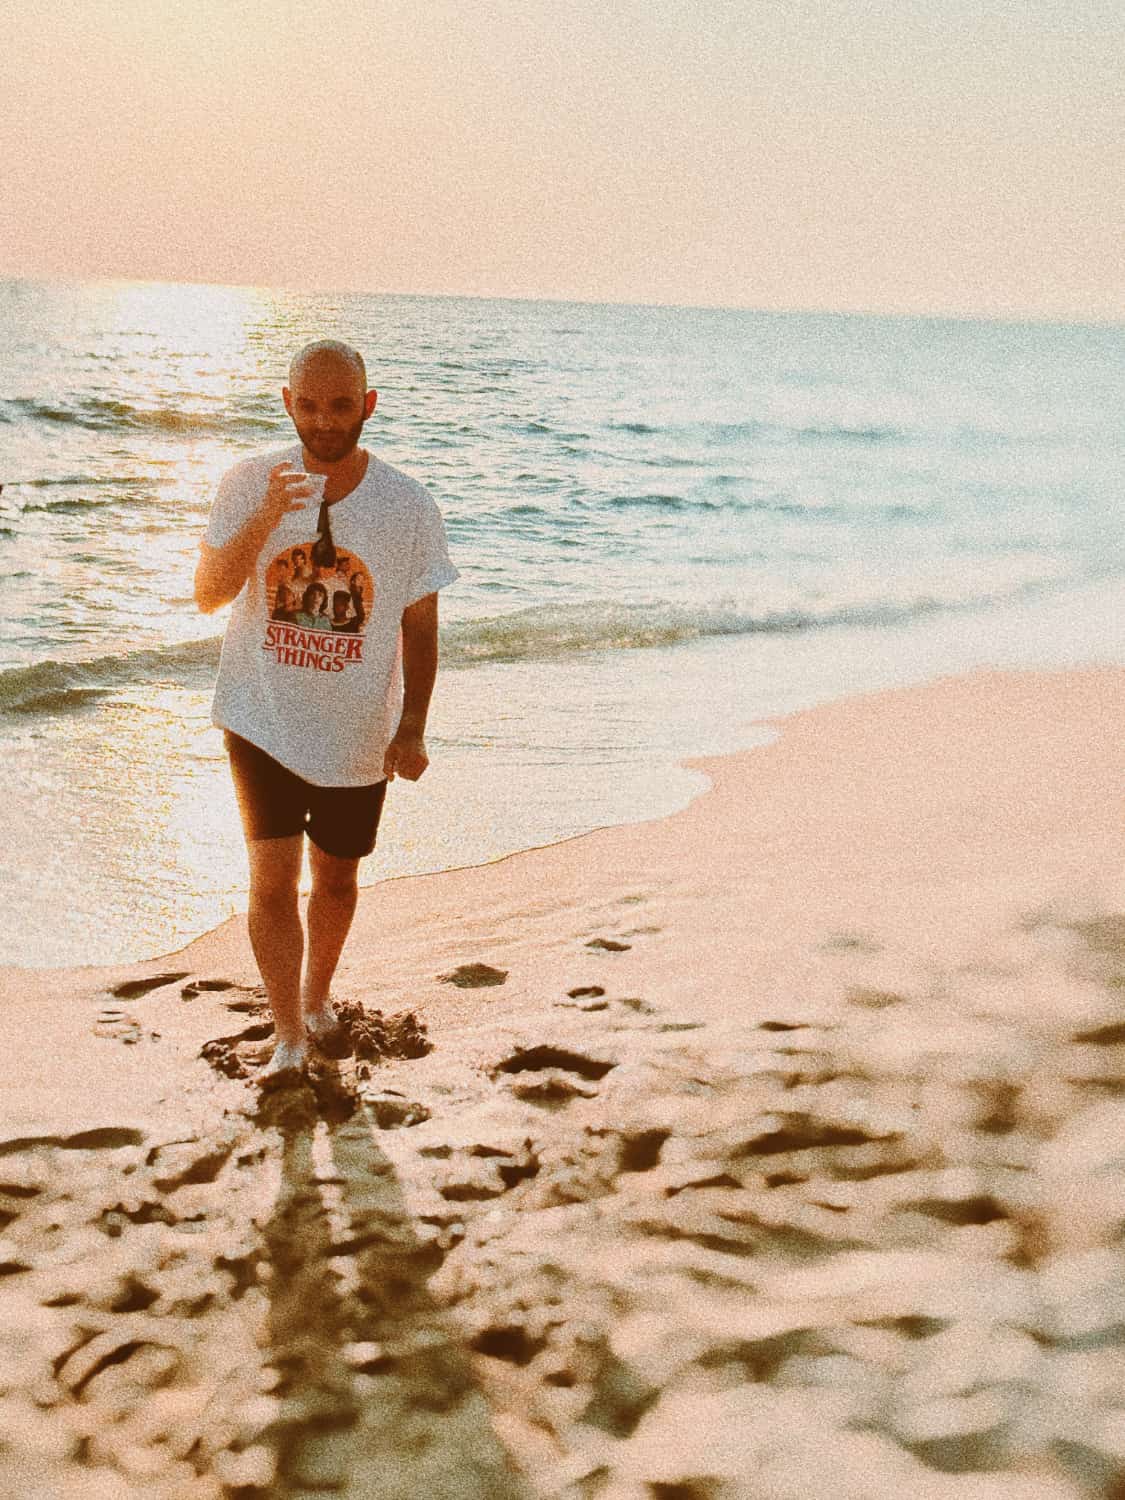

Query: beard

[292,410,367,464]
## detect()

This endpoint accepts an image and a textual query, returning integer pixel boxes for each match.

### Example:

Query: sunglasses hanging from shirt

[311,499,337,568]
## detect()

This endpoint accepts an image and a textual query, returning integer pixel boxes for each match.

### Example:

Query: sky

[0,0,1121,319]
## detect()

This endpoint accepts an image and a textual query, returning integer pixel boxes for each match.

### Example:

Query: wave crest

[0,577,1075,715]
[0,395,279,437]
[0,638,221,714]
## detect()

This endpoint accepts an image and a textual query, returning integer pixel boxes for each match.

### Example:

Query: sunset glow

[1,0,1120,319]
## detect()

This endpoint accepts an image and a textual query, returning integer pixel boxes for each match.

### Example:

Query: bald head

[288,339,367,391]
[283,339,376,465]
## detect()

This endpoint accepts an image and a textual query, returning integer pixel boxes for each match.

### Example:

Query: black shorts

[223,730,387,859]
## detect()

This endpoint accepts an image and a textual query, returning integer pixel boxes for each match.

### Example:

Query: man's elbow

[193,565,224,615]
[195,543,244,613]
[193,574,214,614]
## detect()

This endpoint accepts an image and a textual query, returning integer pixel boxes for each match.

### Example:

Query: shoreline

[6,657,1122,996]
[6,565,1125,972]
[4,660,1125,1494]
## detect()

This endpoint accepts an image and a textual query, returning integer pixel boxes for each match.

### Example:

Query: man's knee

[247,851,301,909]
[310,851,360,899]
[246,834,302,908]
[249,870,300,910]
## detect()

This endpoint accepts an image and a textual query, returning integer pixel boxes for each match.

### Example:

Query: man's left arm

[383,592,438,781]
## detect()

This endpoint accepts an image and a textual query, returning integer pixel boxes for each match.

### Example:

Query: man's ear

[365,389,378,418]
[282,386,293,416]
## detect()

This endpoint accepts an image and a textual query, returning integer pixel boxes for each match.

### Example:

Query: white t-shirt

[204,442,459,786]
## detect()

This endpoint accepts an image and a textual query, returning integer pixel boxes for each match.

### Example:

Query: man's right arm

[194,463,312,615]
[194,507,282,614]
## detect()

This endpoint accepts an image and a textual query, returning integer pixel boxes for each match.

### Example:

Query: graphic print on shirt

[261,539,375,674]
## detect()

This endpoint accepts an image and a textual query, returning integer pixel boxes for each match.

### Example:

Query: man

[331,589,362,632]
[194,339,458,1078]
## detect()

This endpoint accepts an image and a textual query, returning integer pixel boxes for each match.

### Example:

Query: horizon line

[1,270,1121,333]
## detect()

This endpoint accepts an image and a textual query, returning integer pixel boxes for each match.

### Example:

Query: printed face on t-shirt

[262,539,375,672]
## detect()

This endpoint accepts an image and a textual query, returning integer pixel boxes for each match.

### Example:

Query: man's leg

[246,834,305,1046]
[302,841,361,1018]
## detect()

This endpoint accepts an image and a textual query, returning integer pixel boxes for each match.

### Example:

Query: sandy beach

[3,663,1125,1499]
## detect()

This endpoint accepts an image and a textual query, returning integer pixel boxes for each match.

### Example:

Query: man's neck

[305,445,370,503]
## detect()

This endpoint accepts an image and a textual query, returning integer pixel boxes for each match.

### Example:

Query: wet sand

[3,664,1125,1498]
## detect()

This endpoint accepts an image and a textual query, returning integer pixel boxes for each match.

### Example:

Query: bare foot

[304,998,340,1043]
[259,1037,308,1078]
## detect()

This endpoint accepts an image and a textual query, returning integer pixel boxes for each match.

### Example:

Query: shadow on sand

[246,1073,536,1499]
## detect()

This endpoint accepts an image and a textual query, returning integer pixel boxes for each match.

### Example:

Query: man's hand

[383,728,428,782]
[388,594,439,781]
[194,463,316,613]
[262,462,319,526]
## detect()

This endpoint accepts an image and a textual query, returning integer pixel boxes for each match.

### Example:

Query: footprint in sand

[360,1089,432,1129]
[223,996,267,1014]
[821,931,883,954]
[492,1043,617,1106]
[146,1133,239,1193]
[94,1004,144,1044]
[556,987,666,1020]
[110,971,191,1000]
[179,980,265,1016]
[583,924,663,952]
[180,977,239,1000]
[199,1021,275,1079]
[0,1126,144,1156]
[494,1045,616,1080]
[438,963,509,988]
[845,987,907,1010]
[617,996,656,1015]
[557,986,608,1012]
[55,1319,187,1400]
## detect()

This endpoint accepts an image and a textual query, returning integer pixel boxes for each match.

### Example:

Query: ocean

[1,277,1122,968]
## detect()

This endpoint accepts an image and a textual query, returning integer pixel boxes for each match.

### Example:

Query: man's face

[283,356,376,465]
